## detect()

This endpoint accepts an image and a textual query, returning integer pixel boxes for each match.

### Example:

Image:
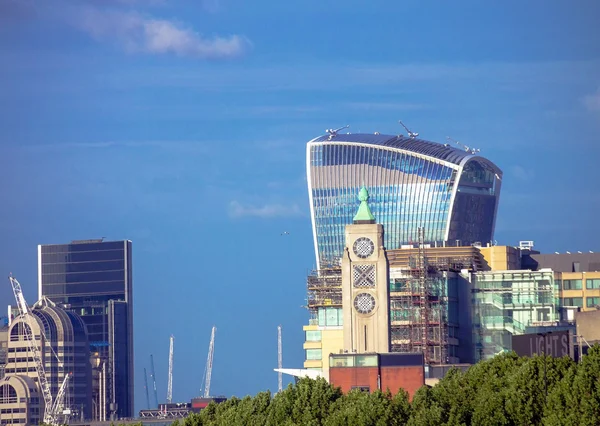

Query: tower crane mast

[203,326,216,398]
[143,368,150,409]
[167,335,174,404]
[277,325,283,393]
[150,355,159,408]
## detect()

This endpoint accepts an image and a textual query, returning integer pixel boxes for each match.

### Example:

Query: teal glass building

[307,133,503,268]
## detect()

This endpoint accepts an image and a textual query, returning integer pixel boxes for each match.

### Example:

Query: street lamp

[537,331,553,402]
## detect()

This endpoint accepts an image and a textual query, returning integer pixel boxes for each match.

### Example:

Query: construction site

[306,227,486,365]
[138,327,226,419]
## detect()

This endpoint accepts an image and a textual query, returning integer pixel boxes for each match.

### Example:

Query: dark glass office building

[38,239,133,420]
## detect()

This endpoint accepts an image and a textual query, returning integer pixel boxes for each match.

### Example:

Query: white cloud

[228,201,305,219]
[582,87,600,112]
[76,8,249,58]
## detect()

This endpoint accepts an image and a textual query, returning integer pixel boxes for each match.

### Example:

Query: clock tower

[342,186,390,353]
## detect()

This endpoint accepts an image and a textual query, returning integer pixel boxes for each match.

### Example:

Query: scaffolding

[389,227,452,364]
[306,267,342,324]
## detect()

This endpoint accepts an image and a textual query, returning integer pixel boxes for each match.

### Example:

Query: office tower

[38,239,133,420]
[1,298,92,425]
[306,132,503,269]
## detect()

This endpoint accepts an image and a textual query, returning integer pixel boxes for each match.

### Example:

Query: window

[562,297,583,307]
[586,279,600,289]
[563,280,582,290]
[586,297,600,308]
[305,331,322,342]
[306,349,322,360]
[317,307,343,326]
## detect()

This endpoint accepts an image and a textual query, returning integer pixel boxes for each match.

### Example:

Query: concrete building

[306,132,503,269]
[38,239,134,420]
[1,297,92,424]
[0,375,42,425]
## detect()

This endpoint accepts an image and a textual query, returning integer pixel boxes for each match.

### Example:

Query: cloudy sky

[0,0,599,412]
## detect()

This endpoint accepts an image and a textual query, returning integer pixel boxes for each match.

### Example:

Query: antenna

[325,125,349,140]
[446,136,480,154]
[150,355,158,408]
[277,325,283,393]
[398,120,419,138]
[144,368,150,409]
[167,335,174,404]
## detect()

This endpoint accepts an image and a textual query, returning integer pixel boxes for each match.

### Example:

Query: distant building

[38,239,133,420]
[1,297,92,425]
[306,132,503,269]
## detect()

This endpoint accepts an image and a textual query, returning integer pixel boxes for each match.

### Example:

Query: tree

[266,377,343,426]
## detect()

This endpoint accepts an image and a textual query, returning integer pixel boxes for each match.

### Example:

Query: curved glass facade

[307,134,502,268]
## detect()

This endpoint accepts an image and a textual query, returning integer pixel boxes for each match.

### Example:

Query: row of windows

[42,270,125,285]
[305,331,322,342]
[560,279,600,290]
[43,282,126,297]
[317,308,343,327]
[560,297,600,308]
[42,259,125,274]
[41,249,125,264]
[306,349,322,361]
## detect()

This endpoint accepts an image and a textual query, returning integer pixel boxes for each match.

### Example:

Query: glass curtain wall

[309,143,455,268]
[471,270,558,362]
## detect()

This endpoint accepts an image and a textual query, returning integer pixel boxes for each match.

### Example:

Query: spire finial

[353,186,375,224]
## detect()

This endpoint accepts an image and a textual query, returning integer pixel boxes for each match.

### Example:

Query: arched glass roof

[310,133,476,166]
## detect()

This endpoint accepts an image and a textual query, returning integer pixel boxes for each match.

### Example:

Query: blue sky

[0,0,599,413]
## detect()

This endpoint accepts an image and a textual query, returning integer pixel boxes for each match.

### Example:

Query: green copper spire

[353,186,375,224]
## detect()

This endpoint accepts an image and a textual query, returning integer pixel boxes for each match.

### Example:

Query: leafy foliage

[162,346,600,426]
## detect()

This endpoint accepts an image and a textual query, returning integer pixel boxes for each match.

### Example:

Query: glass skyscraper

[307,133,502,268]
[38,239,133,420]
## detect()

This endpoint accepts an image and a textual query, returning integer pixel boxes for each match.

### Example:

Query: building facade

[470,269,558,362]
[2,298,92,425]
[38,239,133,420]
[307,132,503,268]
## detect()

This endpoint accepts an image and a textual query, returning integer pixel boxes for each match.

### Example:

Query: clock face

[354,293,376,314]
[353,237,374,258]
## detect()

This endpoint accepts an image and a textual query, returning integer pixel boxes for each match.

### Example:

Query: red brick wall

[380,365,424,400]
[329,365,424,400]
[329,367,379,393]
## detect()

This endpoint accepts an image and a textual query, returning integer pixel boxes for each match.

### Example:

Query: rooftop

[310,132,477,166]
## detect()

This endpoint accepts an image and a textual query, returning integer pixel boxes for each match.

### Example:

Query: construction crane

[446,136,480,154]
[202,326,216,398]
[51,372,72,424]
[277,325,283,393]
[325,125,349,140]
[167,335,174,404]
[398,120,419,138]
[143,368,150,409]
[150,354,159,408]
[8,275,70,426]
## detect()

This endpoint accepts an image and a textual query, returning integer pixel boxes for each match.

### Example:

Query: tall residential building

[38,239,133,420]
[306,132,502,268]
